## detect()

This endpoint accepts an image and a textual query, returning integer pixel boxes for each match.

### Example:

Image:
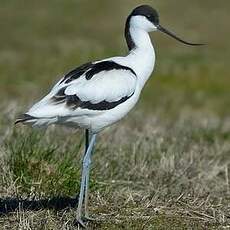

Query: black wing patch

[84,61,136,80]
[52,87,134,111]
[60,62,93,84]
[60,61,136,84]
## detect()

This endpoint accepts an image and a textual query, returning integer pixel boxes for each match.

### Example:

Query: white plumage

[64,69,136,103]
[23,45,155,131]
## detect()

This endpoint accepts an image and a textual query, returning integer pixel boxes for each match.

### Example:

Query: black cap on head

[125,4,204,50]
[131,5,159,25]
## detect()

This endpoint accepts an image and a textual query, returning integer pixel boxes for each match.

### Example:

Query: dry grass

[0,109,230,229]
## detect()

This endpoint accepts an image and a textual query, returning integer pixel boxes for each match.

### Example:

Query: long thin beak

[157,25,204,46]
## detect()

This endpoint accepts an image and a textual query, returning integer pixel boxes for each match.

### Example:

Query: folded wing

[27,60,137,118]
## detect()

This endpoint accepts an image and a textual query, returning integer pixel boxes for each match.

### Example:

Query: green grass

[1,116,230,229]
[0,0,230,229]
[6,130,81,196]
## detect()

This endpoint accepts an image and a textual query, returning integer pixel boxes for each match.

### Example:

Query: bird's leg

[85,129,90,153]
[84,130,96,220]
[76,132,96,227]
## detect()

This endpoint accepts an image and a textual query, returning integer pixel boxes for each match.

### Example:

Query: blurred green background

[1,0,229,117]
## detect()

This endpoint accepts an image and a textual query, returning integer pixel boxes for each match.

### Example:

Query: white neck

[129,27,153,50]
[126,27,156,89]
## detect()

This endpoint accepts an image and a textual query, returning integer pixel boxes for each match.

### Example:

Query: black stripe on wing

[60,62,93,84]
[15,114,37,124]
[85,61,136,80]
[60,61,136,84]
[52,87,134,111]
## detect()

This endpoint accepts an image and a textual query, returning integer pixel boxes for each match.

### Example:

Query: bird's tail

[15,114,37,125]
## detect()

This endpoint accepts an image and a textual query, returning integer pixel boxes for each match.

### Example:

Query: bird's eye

[146,15,152,20]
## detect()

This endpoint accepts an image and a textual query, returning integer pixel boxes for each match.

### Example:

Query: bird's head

[128,5,204,46]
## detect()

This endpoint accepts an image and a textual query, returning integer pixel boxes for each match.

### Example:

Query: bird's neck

[128,27,153,50]
[125,25,155,89]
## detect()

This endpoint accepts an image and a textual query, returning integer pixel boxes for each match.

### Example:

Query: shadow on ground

[0,196,78,214]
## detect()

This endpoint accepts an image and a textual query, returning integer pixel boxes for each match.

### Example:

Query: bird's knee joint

[83,158,91,168]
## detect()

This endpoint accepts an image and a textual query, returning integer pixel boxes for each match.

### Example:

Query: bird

[15,5,203,227]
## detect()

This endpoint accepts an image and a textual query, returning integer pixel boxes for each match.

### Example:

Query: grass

[0,0,230,229]
[1,114,230,229]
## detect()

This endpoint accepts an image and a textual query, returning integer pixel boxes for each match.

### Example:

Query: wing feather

[27,60,137,117]
[64,69,136,103]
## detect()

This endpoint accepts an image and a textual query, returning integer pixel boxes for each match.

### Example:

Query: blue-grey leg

[76,132,97,227]
[84,131,96,219]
